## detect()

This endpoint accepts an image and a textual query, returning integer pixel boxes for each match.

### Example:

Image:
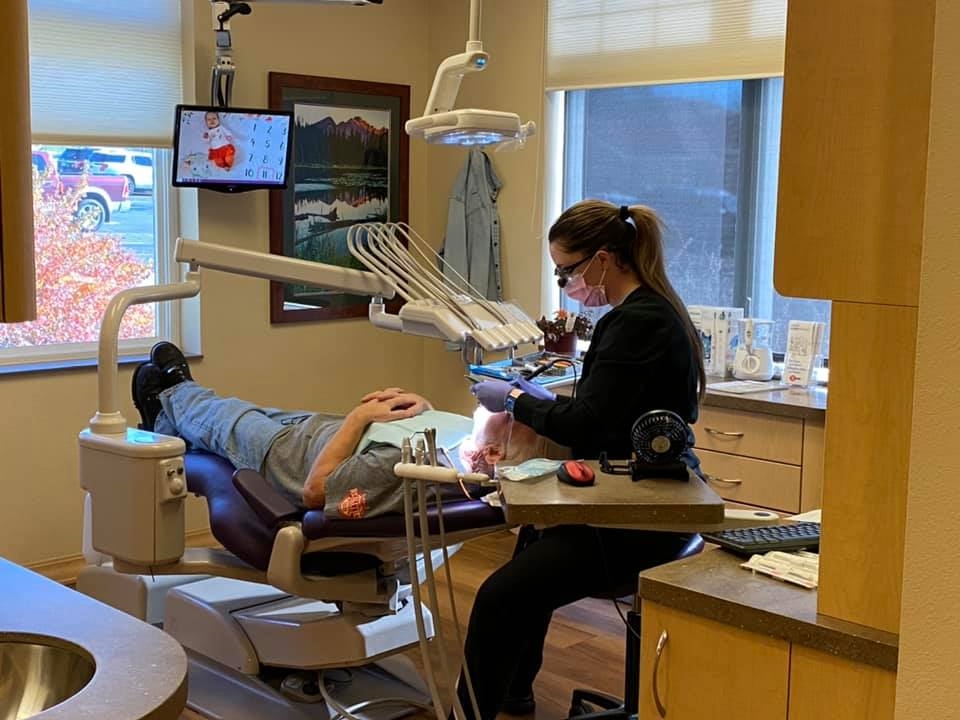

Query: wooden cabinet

[0,0,36,322]
[639,601,896,720]
[789,646,896,720]
[695,406,823,514]
[638,602,790,720]
[773,0,934,307]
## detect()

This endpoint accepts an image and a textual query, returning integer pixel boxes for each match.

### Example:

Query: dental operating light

[405,0,536,147]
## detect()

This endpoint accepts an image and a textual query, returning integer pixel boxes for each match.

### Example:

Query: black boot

[131,362,165,431]
[150,341,193,388]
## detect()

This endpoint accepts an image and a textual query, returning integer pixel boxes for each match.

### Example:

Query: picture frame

[268,72,410,324]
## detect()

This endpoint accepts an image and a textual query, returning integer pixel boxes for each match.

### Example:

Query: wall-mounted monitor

[172,104,294,193]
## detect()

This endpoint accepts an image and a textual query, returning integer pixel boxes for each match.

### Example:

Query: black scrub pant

[454,525,691,720]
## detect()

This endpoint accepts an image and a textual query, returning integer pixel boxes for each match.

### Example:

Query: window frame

[550,77,830,360]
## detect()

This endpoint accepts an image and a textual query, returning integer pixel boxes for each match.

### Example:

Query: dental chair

[76,228,540,718]
[78,449,508,720]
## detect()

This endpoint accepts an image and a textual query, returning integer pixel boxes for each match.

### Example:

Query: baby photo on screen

[174,107,291,187]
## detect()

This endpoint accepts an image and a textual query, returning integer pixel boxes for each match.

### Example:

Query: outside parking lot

[102,193,156,266]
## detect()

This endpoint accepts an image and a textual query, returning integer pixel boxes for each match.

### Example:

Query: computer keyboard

[702,521,821,556]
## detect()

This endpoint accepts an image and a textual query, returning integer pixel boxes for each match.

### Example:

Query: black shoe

[501,693,536,716]
[150,341,193,388]
[132,362,165,431]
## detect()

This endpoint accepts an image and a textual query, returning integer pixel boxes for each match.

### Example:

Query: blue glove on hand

[512,376,556,402]
[471,379,513,412]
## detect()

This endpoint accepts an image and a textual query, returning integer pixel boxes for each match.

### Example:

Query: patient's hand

[360,388,433,415]
[361,387,407,402]
[352,393,431,424]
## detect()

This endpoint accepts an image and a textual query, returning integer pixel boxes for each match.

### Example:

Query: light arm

[175,238,395,297]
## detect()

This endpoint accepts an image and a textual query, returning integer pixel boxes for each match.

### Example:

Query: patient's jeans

[455,525,690,720]
[154,382,312,473]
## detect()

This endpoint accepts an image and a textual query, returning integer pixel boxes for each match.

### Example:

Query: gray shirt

[260,413,472,519]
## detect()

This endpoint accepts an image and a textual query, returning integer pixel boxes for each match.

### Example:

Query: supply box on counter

[688,305,744,377]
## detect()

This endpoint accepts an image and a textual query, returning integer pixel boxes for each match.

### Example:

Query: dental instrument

[346,222,541,355]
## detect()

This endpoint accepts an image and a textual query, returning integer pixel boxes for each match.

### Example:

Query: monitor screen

[172,104,294,192]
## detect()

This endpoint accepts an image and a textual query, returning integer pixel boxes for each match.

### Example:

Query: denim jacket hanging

[442,148,503,301]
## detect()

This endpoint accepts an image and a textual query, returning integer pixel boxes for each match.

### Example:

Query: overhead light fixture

[406,0,536,147]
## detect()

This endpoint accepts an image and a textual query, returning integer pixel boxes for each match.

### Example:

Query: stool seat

[589,533,705,601]
[568,533,705,720]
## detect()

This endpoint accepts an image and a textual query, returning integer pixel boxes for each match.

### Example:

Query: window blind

[27,0,184,146]
[547,0,787,90]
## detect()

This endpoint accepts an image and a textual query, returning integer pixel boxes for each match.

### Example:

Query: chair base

[186,648,431,720]
[569,688,631,720]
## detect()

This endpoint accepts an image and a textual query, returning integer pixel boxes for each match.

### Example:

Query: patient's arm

[301,394,428,509]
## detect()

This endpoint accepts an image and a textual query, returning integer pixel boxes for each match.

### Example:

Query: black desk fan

[600,409,693,481]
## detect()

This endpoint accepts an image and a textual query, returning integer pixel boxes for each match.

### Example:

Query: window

[0,144,177,361]
[0,0,187,366]
[558,79,831,356]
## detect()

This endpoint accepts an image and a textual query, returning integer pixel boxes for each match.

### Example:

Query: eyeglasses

[553,255,592,287]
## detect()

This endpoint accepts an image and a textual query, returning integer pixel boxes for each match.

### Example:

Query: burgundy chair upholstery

[184,452,505,576]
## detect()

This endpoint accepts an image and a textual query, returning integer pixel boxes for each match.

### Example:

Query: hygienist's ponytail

[621,204,706,401]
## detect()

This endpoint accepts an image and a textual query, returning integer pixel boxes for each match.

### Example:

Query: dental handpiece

[425,428,439,466]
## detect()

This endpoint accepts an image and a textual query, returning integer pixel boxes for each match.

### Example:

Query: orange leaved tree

[0,172,155,349]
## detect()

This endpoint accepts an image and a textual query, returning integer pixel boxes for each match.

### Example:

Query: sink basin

[0,637,95,720]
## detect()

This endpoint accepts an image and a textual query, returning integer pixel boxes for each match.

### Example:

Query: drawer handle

[704,426,744,439]
[653,629,668,718]
[706,474,743,486]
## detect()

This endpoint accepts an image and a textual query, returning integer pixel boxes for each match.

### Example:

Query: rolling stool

[567,534,705,720]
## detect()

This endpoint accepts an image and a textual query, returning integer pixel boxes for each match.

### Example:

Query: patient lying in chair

[133,342,542,520]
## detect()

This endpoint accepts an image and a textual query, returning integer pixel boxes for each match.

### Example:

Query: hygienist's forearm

[302,412,368,508]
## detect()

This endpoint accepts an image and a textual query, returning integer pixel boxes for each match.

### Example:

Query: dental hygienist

[460,200,706,720]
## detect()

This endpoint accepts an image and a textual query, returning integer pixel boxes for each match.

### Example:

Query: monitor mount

[210,2,251,107]
[208,1,382,108]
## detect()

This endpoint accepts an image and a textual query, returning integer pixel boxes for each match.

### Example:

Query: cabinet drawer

[695,406,803,464]
[698,449,801,514]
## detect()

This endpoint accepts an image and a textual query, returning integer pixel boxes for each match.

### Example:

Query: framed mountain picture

[268,72,409,323]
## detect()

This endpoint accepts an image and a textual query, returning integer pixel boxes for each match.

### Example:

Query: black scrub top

[512,286,700,461]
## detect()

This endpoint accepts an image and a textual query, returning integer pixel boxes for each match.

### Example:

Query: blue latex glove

[470,379,513,412]
[512,376,556,402]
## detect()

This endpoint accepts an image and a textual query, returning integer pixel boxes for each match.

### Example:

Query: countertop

[702,379,827,421]
[638,548,898,671]
[0,557,187,719]
[553,377,827,421]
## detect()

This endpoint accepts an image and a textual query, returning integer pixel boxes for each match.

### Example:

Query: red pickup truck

[31,150,131,232]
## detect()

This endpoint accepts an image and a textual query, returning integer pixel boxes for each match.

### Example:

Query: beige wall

[896,0,960,715]
[423,0,548,414]
[0,0,548,568]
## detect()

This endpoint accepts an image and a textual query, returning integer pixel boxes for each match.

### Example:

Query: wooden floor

[180,530,628,720]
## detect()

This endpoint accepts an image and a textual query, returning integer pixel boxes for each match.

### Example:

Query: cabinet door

[789,646,895,720]
[774,0,933,306]
[639,601,789,720]
[0,0,37,322]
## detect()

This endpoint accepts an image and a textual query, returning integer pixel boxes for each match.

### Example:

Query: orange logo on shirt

[339,488,368,519]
